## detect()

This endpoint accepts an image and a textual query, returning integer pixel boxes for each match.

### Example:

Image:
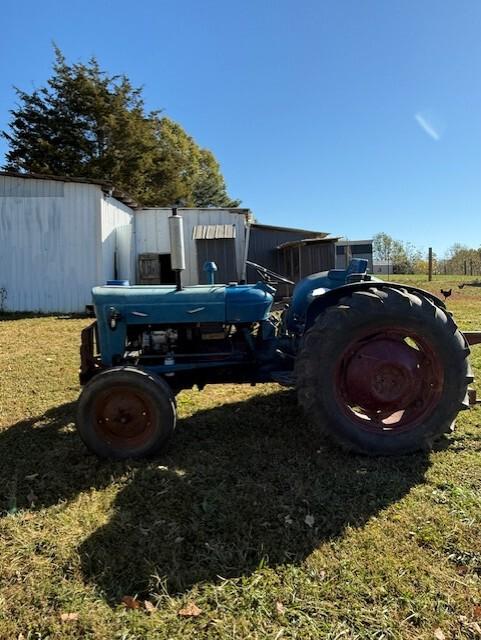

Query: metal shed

[277,236,339,281]
[0,171,348,313]
[134,208,252,285]
[336,239,373,270]
[0,172,135,312]
[247,223,336,295]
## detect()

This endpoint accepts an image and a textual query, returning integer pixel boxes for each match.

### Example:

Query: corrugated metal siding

[281,243,336,279]
[303,243,335,276]
[196,239,238,283]
[0,180,102,312]
[0,175,65,197]
[100,196,134,282]
[135,209,247,284]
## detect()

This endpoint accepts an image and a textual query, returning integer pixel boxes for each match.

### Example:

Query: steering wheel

[246,261,294,286]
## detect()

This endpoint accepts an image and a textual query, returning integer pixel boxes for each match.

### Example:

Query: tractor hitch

[468,388,481,405]
[464,331,481,346]
[79,322,101,385]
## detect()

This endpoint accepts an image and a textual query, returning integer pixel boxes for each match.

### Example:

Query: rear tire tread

[296,287,470,455]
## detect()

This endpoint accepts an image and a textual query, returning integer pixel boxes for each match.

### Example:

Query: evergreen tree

[2,48,239,207]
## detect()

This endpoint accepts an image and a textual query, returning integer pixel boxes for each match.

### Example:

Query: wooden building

[247,223,337,296]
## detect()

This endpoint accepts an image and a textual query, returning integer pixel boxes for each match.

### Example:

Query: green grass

[0,279,480,639]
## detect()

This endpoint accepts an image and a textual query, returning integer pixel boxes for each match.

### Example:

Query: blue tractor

[77,211,473,458]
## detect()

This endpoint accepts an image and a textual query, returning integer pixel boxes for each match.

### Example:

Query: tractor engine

[129,323,243,357]
[81,280,277,385]
[140,328,179,355]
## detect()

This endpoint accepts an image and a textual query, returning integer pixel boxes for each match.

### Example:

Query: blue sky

[1,0,480,255]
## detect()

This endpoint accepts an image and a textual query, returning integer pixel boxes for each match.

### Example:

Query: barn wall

[100,196,134,282]
[247,226,319,281]
[0,177,102,312]
[281,243,336,280]
[135,208,248,285]
[300,243,336,277]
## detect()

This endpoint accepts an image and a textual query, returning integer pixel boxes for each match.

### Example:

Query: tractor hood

[91,282,274,326]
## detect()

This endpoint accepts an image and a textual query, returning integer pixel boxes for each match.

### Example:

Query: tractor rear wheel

[296,287,472,455]
[76,367,176,459]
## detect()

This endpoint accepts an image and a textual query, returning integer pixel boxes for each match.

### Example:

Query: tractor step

[271,371,296,387]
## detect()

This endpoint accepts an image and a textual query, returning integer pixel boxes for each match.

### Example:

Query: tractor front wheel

[76,367,176,459]
[296,287,472,455]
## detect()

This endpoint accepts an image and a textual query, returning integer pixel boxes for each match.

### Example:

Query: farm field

[0,275,480,639]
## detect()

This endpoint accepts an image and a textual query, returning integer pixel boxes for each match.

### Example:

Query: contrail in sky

[414,113,440,141]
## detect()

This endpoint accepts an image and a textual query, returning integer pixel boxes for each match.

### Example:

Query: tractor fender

[304,281,446,330]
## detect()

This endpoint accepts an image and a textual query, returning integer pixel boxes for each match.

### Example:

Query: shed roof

[138,206,252,218]
[250,222,330,237]
[336,238,373,246]
[192,223,237,240]
[277,236,340,250]
[0,170,139,208]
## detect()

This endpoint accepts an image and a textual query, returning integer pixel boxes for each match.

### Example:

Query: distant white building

[372,260,391,275]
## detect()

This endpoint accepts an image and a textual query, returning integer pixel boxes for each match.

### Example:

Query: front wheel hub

[94,386,155,447]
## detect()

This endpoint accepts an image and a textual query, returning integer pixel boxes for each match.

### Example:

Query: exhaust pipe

[169,207,186,291]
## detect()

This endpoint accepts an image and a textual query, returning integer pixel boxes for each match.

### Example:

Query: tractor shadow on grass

[77,389,434,602]
[0,390,435,602]
[0,401,123,514]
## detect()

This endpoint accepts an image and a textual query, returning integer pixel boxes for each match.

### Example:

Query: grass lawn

[0,275,480,639]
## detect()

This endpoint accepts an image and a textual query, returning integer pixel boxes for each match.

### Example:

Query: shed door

[138,253,160,284]
[196,239,237,284]
[138,253,175,284]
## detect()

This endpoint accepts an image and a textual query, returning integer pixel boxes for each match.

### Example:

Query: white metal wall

[134,208,248,285]
[0,177,102,312]
[100,196,134,283]
[0,177,135,312]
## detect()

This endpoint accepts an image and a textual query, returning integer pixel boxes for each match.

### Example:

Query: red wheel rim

[334,327,444,434]
[93,385,156,448]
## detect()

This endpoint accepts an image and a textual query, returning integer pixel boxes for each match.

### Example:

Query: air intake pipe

[168,207,186,290]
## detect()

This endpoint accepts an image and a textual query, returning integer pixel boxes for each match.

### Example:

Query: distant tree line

[373,233,481,275]
[438,244,481,276]
[372,232,427,274]
[2,47,239,208]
